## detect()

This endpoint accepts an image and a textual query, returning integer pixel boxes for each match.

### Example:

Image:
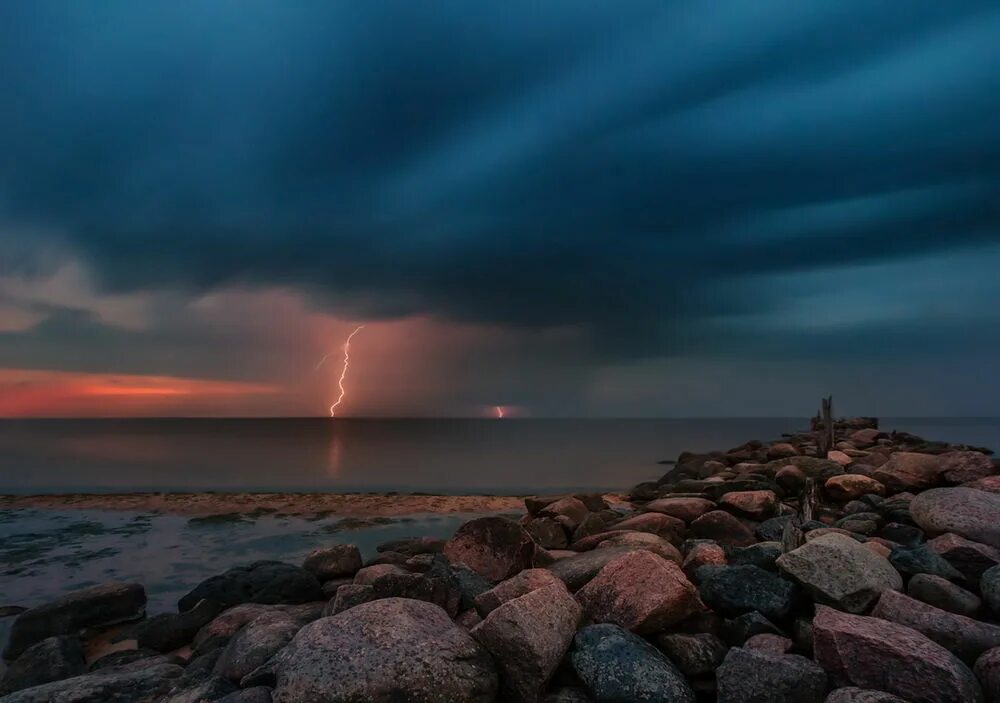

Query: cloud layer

[1,1,998,415]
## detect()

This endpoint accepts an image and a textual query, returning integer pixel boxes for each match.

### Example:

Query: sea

[1,417,997,660]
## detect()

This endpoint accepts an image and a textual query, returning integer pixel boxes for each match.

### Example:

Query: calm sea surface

[1,417,997,495]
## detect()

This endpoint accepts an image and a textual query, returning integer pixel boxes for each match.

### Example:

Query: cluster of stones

[2,417,1000,702]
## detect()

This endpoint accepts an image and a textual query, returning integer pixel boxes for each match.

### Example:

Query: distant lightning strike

[321,325,365,417]
[495,406,504,419]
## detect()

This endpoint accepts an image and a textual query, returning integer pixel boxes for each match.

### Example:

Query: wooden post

[816,395,834,457]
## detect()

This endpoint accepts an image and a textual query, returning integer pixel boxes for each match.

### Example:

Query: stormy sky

[1,1,998,417]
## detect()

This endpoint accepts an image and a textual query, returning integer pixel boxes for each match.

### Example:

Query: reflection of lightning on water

[495,406,504,419]
[322,325,365,417]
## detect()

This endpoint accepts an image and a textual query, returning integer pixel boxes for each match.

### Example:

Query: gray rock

[907,574,981,617]
[890,545,965,582]
[0,636,86,695]
[471,582,581,702]
[178,562,323,612]
[911,488,1000,548]
[3,583,146,660]
[727,542,782,570]
[776,532,902,613]
[716,647,826,703]
[0,661,183,703]
[213,611,302,683]
[570,624,695,703]
[301,544,362,581]
[696,565,799,622]
[270,598,497,702]
[654,632,728,676]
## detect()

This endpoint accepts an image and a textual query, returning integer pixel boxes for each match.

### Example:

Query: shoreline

[0,492,623,517]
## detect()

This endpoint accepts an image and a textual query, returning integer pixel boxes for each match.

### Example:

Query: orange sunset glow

[0,368,280,418]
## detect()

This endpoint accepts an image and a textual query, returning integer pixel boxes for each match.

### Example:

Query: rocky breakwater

[3,416,1000,702]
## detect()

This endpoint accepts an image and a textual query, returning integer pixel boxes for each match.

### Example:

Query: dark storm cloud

[1,0,998,360]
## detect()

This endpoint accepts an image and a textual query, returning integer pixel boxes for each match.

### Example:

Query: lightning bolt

[324,325,365,417]
[495,406,504,419]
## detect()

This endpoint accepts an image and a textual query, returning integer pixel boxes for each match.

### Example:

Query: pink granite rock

[575,550,702,634]
[689,510,757,547]
[444,517,536,582]
[871,452,944,493]
[471,582,581,702]
[644,497,717,523]
[719,490,779,520]
[475,569,563,616]
[871,589,1000,663]
[813,605,983,703]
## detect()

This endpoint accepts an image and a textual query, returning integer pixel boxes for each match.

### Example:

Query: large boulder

[907,574,982,617]
[3,583,147,660]
[0,636,86,695]
[525,518,569,549]
[716,647,826,703]
[776,532,902,613]
[872,589,1000,663]
[812,605,983,703]
[546,546,641,591]
[973,647,1000,703]
[474,569,563,616]
[654,632,727,676]
[927,533,1000,583]
[575,550,702,634]
[610,513,685,541]
[718,490,779,520]
[689,511,756,547]
[696,565,800,622]
[594,532,681,563]
[471,582,581,702]
[370,572,462,618]
[301,544,362,581]
[825,475,886,501]
[270,598,497,702]
[538,497,590,529]
[0,661,184,703]
[178,562,323,612]
[570,624,695,703]
[911,488,1000,548]
[940,451,995,484]
[872,452,944,493]
[443,517,536,582]
[213,611,302,683]
[191,604,274,653]
[134,599,222,653]
[644,497,716,523]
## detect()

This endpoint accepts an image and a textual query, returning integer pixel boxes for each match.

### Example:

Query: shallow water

[1,417,996,494]
[0,507,496,660]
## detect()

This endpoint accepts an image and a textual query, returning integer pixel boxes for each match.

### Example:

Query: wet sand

[0,492,622,517]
